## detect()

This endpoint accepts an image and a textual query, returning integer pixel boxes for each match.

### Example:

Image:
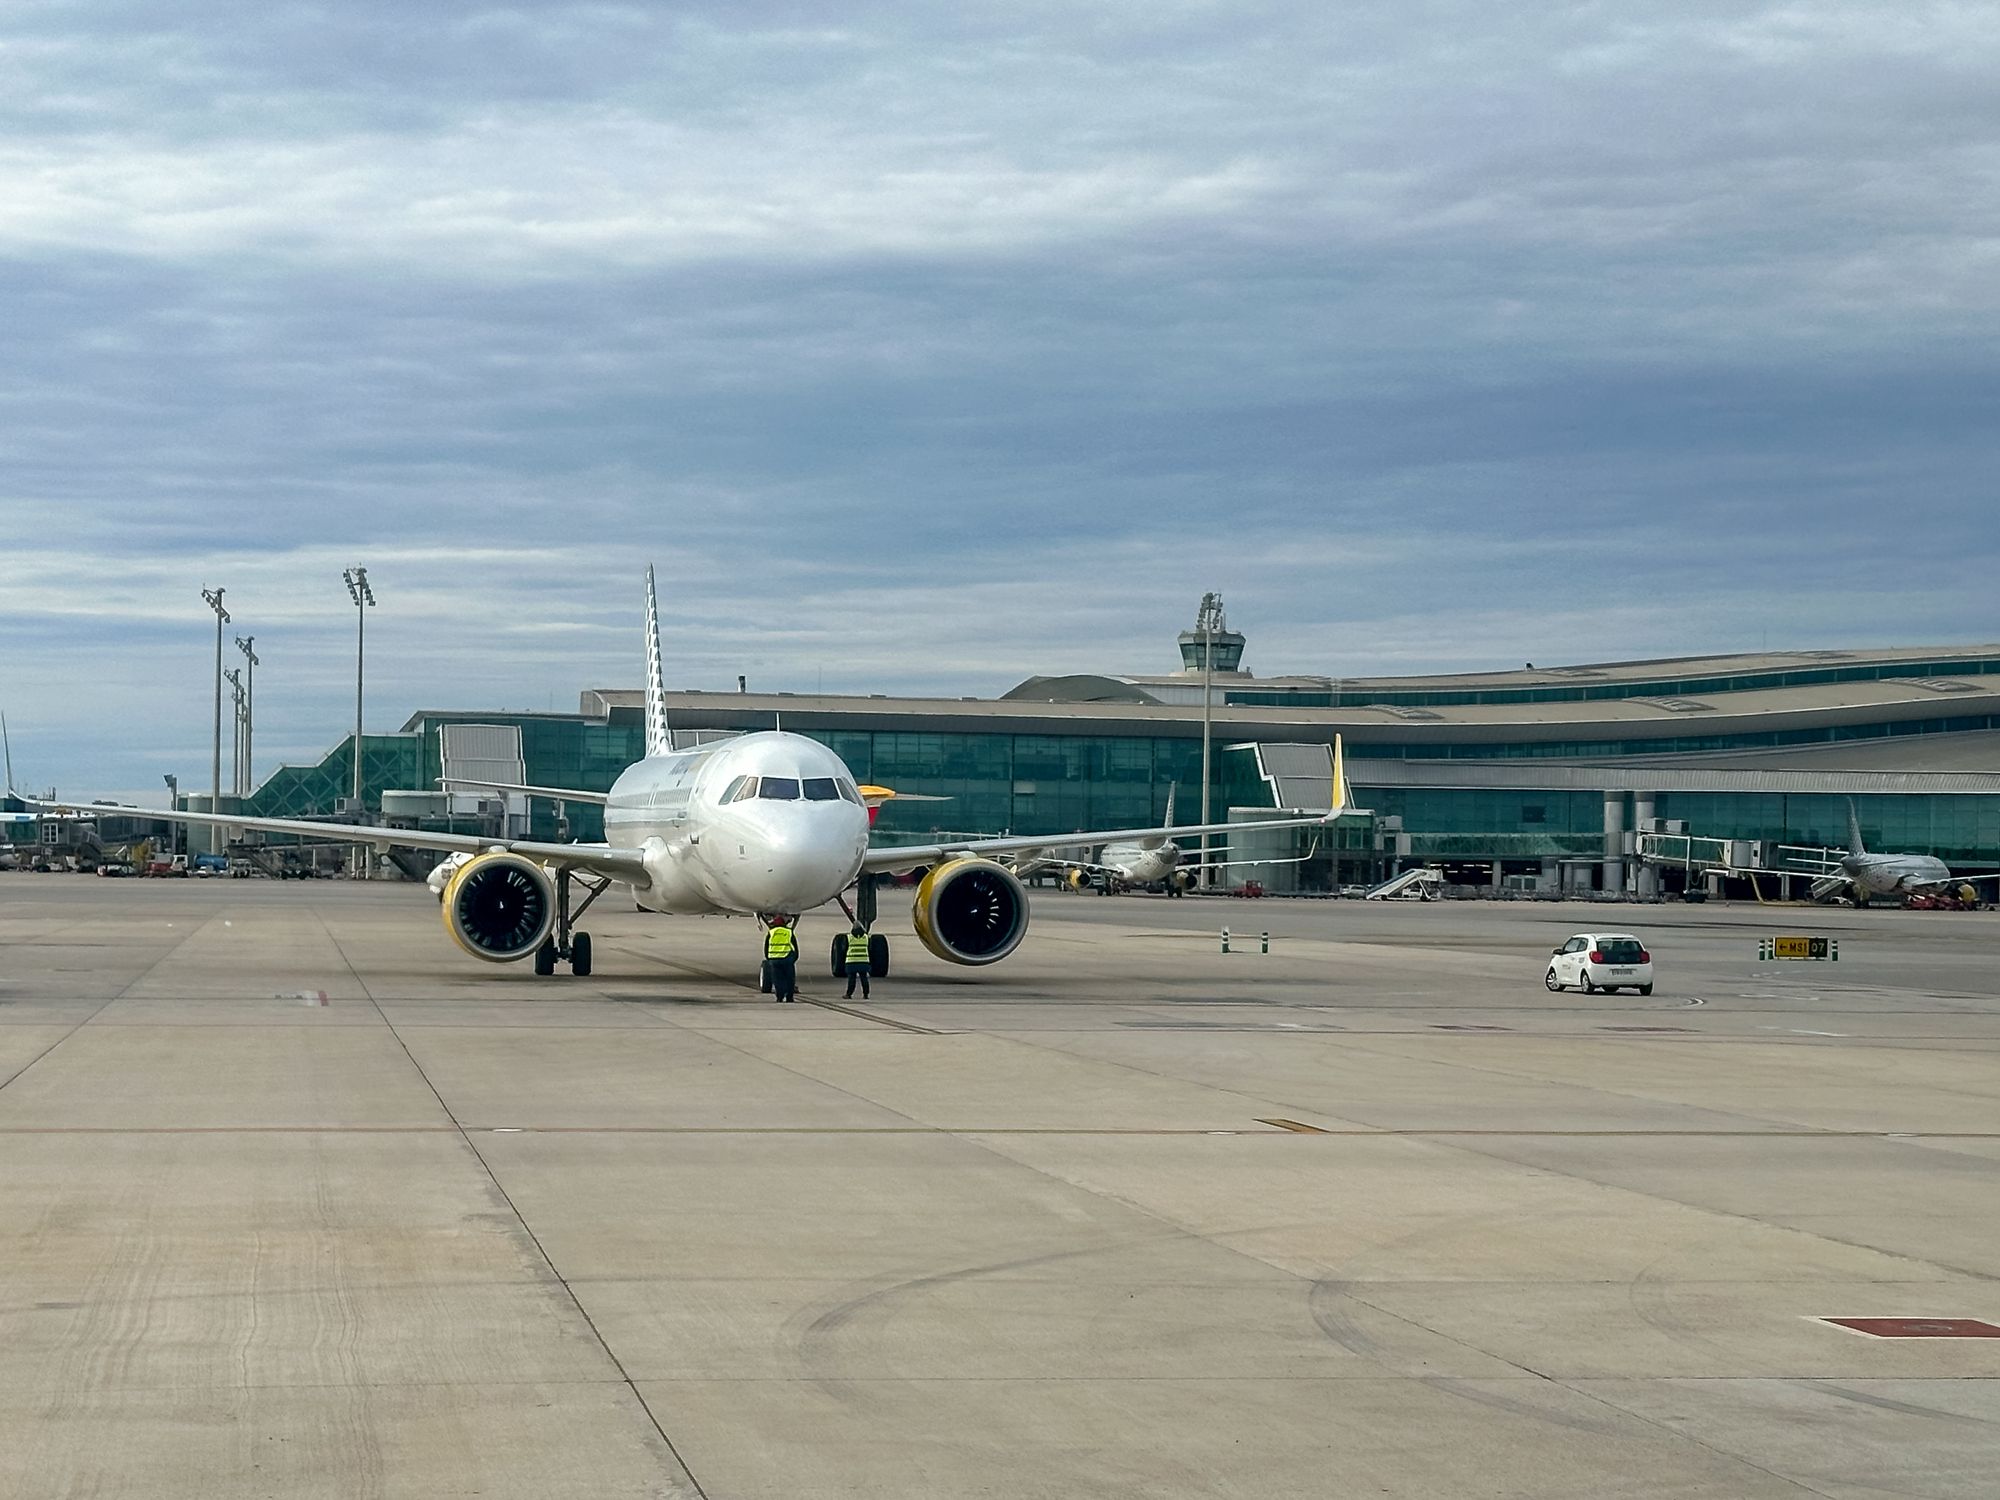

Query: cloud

[3,2,1998,790]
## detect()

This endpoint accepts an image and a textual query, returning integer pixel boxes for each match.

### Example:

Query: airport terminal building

[181,609,2000,893]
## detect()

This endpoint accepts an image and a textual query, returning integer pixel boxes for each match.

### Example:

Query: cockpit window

[758,777,801,801]
[803,777,841,801]
[720,775,755,804]
[836,779,863,805]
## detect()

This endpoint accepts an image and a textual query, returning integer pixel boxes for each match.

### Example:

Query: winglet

[644,566,672,759]
[1163,782,1176,828]
[1,711,14,795]
[1846,797,1865,857]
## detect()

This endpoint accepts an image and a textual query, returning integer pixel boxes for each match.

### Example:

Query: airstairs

[1364,866,1443,901]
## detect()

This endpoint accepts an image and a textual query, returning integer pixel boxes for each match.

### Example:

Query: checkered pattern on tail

[644,565,672,759]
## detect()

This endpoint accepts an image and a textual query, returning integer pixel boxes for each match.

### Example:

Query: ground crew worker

[765,917,798,1002]
[843,923,873,999]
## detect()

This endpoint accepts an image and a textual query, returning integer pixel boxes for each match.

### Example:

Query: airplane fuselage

[1093,838,1180,886]
[602,731,871,916]
[1841,851,1953,897]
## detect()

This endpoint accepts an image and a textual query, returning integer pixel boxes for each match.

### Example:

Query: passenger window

[759,778,801,801]
[803,778,840,801]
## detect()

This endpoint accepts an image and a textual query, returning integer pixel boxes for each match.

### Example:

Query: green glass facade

[234,706,2000,870]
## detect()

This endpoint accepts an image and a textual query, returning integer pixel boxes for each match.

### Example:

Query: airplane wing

[1172,838,1322,873]
[862,810,1336,876]
[866,734,1351,877]
[27,799,652,887]
[439,777,612,805]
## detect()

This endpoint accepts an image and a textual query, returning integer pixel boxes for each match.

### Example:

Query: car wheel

[1544,967,1562,991]
[1638,983,1654,995]
[1581,969,1597,994]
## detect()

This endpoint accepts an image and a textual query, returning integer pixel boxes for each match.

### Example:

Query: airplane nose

[723,807,865,911]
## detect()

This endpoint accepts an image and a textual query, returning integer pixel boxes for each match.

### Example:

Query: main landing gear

[534,867,609,978]
[828,874,892,979]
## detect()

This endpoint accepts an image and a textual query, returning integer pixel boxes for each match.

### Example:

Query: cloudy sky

[4,1,1997,795]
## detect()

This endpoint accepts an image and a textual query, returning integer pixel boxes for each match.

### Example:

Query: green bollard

[1221,927,1231,954]
[1261,931,1270,954]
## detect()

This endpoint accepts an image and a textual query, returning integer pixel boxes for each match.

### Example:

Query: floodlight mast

[343,568,376,877]
[201,588,229,854]
[1196,592,1224,889]
[223,668,244,795]
[235,636,259,794]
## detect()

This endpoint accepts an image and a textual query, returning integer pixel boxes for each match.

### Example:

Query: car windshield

[802,778,841,801]
[1597,938,1645,963]
[758,777,801,801]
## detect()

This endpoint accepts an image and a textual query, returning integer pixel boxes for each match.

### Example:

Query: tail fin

[644,566,672,758]
[1163,783,1177,827]
[1846,798,1865,857]
[1,712,13,794]
[1331,734,1350,815]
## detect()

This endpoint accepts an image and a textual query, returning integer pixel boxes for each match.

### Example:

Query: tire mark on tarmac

[313,909,712,1500]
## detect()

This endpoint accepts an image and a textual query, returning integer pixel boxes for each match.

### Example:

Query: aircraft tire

[759,959,773,994]
[571,932,592,977]
[534,940,557,977]
[869,934,890,978]
[830,935,845,979]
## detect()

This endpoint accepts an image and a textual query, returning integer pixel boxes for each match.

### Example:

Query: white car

[1545,932,1654,995]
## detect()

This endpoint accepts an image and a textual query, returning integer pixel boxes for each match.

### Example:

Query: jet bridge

[1636,831,1853,900]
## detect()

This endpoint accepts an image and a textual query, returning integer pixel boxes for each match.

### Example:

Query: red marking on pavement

[1821,1317,2000,1339]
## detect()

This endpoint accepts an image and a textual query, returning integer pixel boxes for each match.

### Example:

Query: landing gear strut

[535,867,609,977]
[830,873,891,978]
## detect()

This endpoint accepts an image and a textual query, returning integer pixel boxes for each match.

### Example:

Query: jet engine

[912,858,1029,966]
[442,852,556,962]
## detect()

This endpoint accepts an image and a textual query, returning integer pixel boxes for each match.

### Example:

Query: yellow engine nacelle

[913,858,1030,967]
[442,851,557,962]
[1065,867,1088,891]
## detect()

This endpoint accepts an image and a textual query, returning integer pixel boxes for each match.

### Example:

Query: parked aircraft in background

[38,570,1338,984]
[1056,779,1336,895]
[1806,802,1998,906]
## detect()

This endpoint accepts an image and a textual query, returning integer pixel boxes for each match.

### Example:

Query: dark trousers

[768,956,796,1000]
[844,959,871,998]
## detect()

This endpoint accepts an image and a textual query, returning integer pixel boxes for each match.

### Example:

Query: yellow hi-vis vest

[765,926,796,960]
[845,932,872,965]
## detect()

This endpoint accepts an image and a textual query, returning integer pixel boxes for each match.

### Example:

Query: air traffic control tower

[1176,592,1247,676]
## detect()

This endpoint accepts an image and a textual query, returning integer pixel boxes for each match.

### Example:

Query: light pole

[223,668,244,795]
[235,636,258,796]
[1197,592,1217,889]
[343,567,376,876]
[201,587,229,854]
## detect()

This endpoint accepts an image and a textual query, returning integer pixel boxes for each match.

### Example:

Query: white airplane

[1803,802,1998,907]
[41,570,1340,985]
[1054,778,1337,895]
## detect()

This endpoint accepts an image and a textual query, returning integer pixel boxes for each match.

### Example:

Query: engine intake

[443,852,556,962]
[912,858,1029,966]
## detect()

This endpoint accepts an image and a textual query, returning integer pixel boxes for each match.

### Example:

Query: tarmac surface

[2,875,1997,1498]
